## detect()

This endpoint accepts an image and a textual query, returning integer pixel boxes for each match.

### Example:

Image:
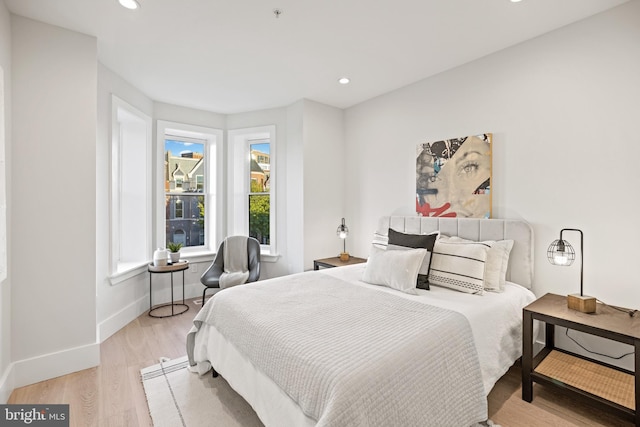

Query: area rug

[140,356,501,427]
[140,356,263,427]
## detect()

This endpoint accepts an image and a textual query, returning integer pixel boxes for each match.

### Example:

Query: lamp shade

[336,218,349,239]
[547,239,575,266]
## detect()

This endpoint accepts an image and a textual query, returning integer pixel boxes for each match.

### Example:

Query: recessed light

[510,0,523,2]
[338,77,350,85]
[118,0,140,10]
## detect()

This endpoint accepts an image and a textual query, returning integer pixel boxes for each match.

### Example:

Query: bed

[187,216,536,427]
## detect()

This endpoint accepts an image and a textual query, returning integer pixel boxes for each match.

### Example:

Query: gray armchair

[200,236,261,304]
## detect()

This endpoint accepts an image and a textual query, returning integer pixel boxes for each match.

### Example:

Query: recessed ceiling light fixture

[338,77,350,85]
[510,0,523,2]
[118,0,140,10]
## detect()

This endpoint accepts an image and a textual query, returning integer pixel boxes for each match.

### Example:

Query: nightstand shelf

[535,349,634,410]
[522,293,640,426]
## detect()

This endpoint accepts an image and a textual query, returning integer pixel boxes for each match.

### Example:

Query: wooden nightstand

[313,256,367,270]
[522,293,640,426]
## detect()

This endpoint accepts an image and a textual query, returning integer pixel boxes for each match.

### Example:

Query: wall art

[416,133,492,218]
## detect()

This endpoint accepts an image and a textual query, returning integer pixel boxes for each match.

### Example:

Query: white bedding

[188,263,536,427]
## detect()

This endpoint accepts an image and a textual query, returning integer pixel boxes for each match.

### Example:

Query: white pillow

[428,238,489,294]
[362,246,427,295]
[446,236,514,292]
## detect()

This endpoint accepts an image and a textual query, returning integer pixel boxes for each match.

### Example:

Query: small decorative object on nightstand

[167,241,183,263]
[547,227,595,313]
[336,217,350,261]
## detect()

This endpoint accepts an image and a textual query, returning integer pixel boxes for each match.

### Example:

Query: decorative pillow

[428,238,489,294]
[446,236,514,292]
[372,232,389,249]
[362,246,427,295]
[387,229,439,290]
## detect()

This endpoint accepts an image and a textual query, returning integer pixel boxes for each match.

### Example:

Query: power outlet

[191,263,198,273]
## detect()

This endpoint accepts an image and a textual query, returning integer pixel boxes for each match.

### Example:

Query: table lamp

[547,228,595,313]
[337,218,350,261]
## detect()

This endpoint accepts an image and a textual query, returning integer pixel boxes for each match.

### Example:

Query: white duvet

[188,264,536,426]
[321,264,537,395]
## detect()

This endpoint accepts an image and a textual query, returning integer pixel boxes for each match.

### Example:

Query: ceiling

[4,0,629,114]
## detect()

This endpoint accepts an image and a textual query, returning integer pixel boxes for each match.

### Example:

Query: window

[249,141,270,245]
[228,125,276,255]
[157,121,222,255]
[174,199,183,219]
[110,96,152,278]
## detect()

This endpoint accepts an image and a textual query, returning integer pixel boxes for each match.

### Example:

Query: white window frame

[227,125,277,257]
[110,96,152,282]
[156,120,223,256]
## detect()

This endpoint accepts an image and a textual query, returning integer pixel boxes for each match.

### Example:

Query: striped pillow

[428,237,489,294]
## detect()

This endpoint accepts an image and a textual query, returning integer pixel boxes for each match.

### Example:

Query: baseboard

[0,362,15,403]
[98,295,149,343]
[98,283,204,343]
[11,342,100,390]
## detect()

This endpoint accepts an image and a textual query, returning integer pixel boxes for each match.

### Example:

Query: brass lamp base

[567,294,596,313]
[339,252,350,262]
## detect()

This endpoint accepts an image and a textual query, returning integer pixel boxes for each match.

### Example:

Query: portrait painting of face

[416,133,492,218]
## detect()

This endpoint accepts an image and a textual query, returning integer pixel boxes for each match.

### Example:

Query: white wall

[344,1,640,369]
[0,0,12,403]
[285,100,304,273]
[302,100,345,270]
[11,16,99,386]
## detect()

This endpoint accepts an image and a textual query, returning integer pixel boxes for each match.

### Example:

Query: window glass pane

[165,195,204,248]
[249,141,270,246]
[249,194,270,245]
[250,142,270,193]
[165,139,205,193]
[165,138,205,248]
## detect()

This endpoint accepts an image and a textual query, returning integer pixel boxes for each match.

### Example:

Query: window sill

[261,252,280,263]
[180,250,216,264]
[109,262,148,285]
[182,250,279,263]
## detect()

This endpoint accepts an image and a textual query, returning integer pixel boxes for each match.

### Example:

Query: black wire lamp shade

[547,238,576,267]
[336,218,350,261]
[547,228,595,313]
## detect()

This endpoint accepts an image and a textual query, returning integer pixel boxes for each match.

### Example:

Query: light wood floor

[8,297,634,427]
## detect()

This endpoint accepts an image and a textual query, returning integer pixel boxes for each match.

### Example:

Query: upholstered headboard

[376,216,534,289]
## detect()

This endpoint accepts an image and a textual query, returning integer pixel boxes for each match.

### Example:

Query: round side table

[148,261,190,318]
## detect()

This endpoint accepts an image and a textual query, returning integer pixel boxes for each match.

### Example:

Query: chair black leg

[202,288,208,306]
